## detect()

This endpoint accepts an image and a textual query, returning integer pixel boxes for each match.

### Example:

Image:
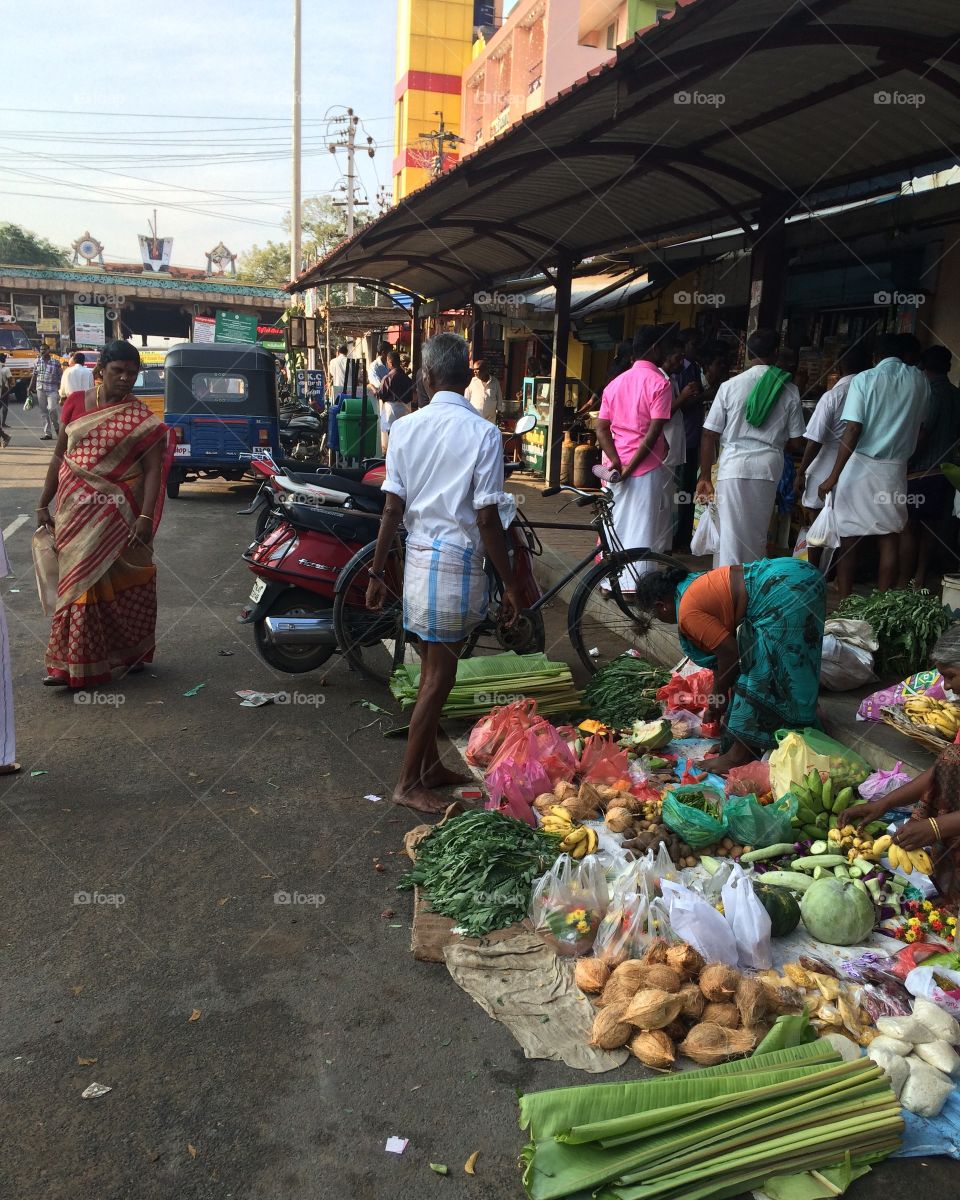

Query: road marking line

[2,514,29,539]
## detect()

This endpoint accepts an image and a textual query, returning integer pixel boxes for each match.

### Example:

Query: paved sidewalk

[507,474,934,777]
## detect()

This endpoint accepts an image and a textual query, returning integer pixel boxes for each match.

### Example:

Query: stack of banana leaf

[519,1040,902,1200]
[390,651,581,718]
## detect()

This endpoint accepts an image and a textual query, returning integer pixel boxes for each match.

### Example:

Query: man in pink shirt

[595,325,673,583]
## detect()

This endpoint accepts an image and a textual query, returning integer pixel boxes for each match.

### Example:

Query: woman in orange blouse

[634,559,826,772]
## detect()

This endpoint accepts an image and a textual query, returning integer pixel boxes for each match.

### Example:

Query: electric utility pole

[291,0,302,282]
[417,111,463,179]
[327,107,376,304]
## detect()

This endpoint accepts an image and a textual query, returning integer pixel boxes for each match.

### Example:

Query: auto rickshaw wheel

[254,588,336,674]
[166,477,181,499]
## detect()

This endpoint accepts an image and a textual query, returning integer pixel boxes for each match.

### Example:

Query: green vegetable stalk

[582,655,671,728]
[835,587,950,677]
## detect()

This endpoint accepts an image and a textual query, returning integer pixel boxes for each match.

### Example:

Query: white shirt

[60,363,94,397]
[329,354,349,394]
[0,364,12,394]
[804,374,853,446]
[703,364,805,481]
[465,374,503,423]
[382,390,506,553]
[841,357,929,462]
[368,359,390,392]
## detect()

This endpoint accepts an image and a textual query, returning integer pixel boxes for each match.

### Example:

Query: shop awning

[289,0,960,307]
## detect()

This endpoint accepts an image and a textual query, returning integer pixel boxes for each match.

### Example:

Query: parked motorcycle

[278,399,326,461]
[238,451,385,538]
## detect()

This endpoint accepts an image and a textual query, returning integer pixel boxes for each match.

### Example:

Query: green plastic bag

[723,792,797,847]
[661,785,727,849]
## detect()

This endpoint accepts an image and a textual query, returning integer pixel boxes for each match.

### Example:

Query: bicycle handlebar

[540,483,611,505]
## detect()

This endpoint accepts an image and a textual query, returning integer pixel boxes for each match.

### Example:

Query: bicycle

[331,482,682,684]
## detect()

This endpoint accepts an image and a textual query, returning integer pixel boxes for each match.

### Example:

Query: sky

[1,0,397,270]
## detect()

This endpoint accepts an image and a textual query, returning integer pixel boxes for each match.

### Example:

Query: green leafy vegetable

[835,588,950,677]
[582,655,671,728]
[398,810,559,936]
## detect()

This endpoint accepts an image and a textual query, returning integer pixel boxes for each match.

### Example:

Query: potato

[684,855,697,867]
[721,837,734,850]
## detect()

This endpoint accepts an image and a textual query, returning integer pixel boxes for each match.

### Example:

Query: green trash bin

[336,395,379,459]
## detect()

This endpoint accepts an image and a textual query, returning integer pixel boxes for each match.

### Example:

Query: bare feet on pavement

[392,784,449,814]
[420,763,471,789]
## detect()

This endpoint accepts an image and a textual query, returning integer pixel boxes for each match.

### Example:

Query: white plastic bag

[793,526,810,562]
[660,879,738,966]
[720,864,772,970]
[807,494,839,549]
[690,502,719,556]
[904,970,960,1024]
[820,635,877,691]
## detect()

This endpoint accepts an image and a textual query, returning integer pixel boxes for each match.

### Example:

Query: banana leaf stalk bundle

[519,1039,902,1200]
[390,651,581,717]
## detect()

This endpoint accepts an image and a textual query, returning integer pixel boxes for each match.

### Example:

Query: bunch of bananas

[539,806,598,858]
[903,697,960,740]
[828,828,892,862]
[887,843,934,876]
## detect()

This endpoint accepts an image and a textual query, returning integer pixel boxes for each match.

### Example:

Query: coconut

[564,781,602,822]
[620,792,648,814]
[534,792,560,813]
[699,963,742,1002]
[623,988,685,1029]
[598,961,648,1007]
[575,958,611,995]
[663,1019,688,1042]
[665,943,705,981]
[628,1029,675,1070]
[640,940,669,966]
[736,978,768,1028]
[760,980,805,1014]
[679,1023,756,1065]
[553,779,577,801]
[701,1002,740,1028]
[604,806,634,834]
[589,1003,634,1050]
[642,964,682,994]
[678,981,705,1021]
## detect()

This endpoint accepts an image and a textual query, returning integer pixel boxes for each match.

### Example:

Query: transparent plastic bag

[529,853,610,957]
[859,762,911,799]
[578,733,631,785]
[593,886,649,963]
[660,879,738,966]
[31,526,59,616]
[721,864,772,970]
[722,792,797,847]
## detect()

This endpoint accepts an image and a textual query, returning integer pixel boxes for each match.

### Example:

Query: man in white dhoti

[695,329,805,567]
[0,529,17,775]
[819,332,929,598]
[595,325,674,583]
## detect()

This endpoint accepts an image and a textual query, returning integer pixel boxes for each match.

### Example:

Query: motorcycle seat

[284,501,380,542]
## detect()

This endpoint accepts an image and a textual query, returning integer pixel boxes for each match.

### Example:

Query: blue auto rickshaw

[163,342,279,498]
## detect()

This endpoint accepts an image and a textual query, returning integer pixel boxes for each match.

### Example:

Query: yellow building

[394,0,480,201]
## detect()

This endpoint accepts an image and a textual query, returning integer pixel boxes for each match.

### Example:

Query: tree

[0,223,68,267]
[237,196,375,304]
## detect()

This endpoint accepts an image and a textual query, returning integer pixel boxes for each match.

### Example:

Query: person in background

[634,558,826,773]
[0,525,17,774]
[662,332,704,553]
[674,342,730,550]
[31,345,62,440]
[899,345,960,587]
[607,340,633,384]
[365,334,519,813]
[595,325,673,582]
[465,358,503,424]
[376,350,414,452]
[368,343,391,394]
[795,344,871,567]
[59,351,93,399]
[0,354,12,447]
[839,627,960,904]
[414,365,431,410]
[818,332,929,597]
[696,329,805,567]
[328,343,349,400]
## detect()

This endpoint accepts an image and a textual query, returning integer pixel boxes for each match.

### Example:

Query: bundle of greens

[582,656,671,728]
[519,1039,902,1199]
[836,588,951,677]
[398,810,560,937]
[390,651,581,718]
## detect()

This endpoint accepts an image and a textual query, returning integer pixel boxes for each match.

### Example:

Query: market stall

[393,649,960,1197]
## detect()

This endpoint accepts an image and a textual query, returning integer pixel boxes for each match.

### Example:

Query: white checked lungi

[402,536,490,643]
[713,477,777,567]
[833,451,908,537]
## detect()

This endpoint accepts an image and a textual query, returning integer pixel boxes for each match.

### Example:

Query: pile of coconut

[577,941,770,1069]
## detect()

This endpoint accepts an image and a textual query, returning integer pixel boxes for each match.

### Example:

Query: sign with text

[194,315,216,343]
[74,304,105,347]
[214,309,258,344]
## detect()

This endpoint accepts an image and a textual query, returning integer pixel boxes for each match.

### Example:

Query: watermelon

[754,882,802,937]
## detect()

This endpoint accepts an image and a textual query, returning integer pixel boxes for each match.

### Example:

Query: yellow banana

[584,827,598,854]
[872,835,892,855]
[910,849,934,875]
[828,828,842,843]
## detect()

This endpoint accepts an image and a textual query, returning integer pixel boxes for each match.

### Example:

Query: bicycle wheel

[567,548,679,675]
[332,541,409,685]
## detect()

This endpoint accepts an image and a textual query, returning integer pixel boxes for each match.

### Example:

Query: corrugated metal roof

[291,0,960,305]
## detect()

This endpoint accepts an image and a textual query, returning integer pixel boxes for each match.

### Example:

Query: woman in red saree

[37,341,173,688]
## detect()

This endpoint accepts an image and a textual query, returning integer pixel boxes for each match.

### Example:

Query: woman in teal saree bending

[635,559,826,771]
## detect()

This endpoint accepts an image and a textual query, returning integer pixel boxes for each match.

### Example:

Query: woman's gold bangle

[929,817,941,841]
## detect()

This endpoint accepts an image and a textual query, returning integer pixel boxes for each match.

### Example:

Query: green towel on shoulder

[745,366,791,427]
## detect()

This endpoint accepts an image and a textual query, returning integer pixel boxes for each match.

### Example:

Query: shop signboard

[295,369,325,400]
[193,315,216,343]
[14,303,39,323]
[74,304,105,347]
[257,323,286,351]
[522,419,547,477]
[214,309,258,344]
[37,318,62,334]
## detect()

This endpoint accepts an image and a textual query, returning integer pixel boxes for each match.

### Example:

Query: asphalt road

[0,405,952,1199]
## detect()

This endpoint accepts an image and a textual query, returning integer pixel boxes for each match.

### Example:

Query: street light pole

[291,0,302,284]
[346,109,357,304]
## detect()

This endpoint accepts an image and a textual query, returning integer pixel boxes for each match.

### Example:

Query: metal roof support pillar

[469,300,484,358]
[410,297,422,373]
[747,194,789,337]
[546,250,574,487]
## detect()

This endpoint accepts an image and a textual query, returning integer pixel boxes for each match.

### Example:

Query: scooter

[238,451,386,537]
[279,399,326,461]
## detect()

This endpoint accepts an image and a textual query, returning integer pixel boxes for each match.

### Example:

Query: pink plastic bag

[484,720,578,825]
[857,671,945,722]
[465,698,539,768]
[725,761,771,798]
[578,734,630,785]
[858,761,911,799]
[656,668,715,714]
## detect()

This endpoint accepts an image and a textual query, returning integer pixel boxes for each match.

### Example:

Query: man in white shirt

[59,351,94,399]
[795,344,869,519]
[367,343,391,395]
[819,332,929,597]
[696,329,805,567]
[0,354,13,445]
[366,334,519,813]
[328,343,349,400]
[465,358,503,423]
